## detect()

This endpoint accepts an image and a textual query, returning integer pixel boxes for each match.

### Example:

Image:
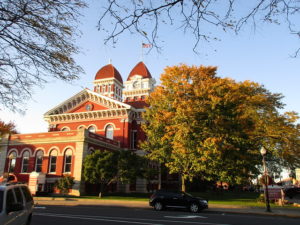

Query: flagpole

[141,42,144,62]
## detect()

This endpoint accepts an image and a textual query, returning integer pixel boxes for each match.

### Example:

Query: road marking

[164,215,207,219]
[34,212,162,225]
[35,212,231,225]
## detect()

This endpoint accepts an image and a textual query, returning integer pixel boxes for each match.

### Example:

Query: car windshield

[0,190,3,213]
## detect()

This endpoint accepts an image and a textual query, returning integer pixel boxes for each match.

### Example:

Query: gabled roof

[127,61,152,81]
[95,64,123,83]
[44,89,131,116]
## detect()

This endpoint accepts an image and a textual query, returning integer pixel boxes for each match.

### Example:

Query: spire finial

[109,58,112,64]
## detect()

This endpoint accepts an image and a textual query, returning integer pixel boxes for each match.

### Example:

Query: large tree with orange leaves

[141,64,300,191]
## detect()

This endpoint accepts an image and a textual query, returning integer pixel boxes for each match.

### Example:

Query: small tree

[55,175,74,195]
[83,150,144,197]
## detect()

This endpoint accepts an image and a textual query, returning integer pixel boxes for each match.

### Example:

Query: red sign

[267,188,282,200]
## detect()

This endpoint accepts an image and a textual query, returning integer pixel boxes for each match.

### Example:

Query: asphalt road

[32,205,299,225]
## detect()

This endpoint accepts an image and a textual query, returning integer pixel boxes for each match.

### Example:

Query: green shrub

[55,175,74,195]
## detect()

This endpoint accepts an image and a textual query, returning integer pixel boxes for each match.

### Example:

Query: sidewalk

[33,197,300,218]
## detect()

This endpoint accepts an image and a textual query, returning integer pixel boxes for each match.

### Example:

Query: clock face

[133,81,138,88]
[85,104,93,111]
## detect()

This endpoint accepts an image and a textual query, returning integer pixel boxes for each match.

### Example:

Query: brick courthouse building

[0,62,156,196]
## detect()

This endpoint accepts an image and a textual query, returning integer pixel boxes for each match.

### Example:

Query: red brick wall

[56,118,128,146]
[5,142,77,182]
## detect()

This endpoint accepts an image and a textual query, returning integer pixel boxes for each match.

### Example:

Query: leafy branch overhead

[98,0,300,54]
[0,0,86,112]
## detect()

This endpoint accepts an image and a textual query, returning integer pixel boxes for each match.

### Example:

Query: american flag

[142,43,152,48]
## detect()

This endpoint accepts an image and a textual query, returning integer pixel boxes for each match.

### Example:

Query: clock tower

[123,62,155,103]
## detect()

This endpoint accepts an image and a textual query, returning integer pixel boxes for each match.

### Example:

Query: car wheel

[190,203,199,213]
[154,202,163,211]
[26,214,32,225]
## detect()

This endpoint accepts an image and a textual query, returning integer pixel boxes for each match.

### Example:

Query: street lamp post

[260,146,271,212]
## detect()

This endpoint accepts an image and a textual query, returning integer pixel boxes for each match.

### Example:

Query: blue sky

[1,1,299,133]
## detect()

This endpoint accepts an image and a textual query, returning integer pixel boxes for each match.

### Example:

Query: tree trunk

[181,175,186,192]
[99,182,105,198]
[158,164,161,190]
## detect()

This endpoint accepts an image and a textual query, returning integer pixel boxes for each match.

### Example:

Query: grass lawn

[36,191,299,209]
[191,191,263,207]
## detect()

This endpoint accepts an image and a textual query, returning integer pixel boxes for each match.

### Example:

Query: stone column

[70,130,88,196]
[0,134,9,176]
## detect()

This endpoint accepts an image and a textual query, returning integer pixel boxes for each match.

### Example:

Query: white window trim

[34,150,44,172]
[87,124,97,133]
[48,150,58,174]
[105,124,114,140]
[77,125,86,131]
[21,151,30,174]
[48,156,57,174]
[63,150,72,174]
[8,152,17,173]
[61,126,70,131]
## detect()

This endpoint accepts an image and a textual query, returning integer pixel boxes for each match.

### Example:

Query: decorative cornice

[123,89,151,95]
[44,89,132,118]
[45,108,130,124]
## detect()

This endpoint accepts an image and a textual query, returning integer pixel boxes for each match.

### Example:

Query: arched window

[49,150,58,173]
[78,125,85,131]
[35,151,44,172]
[8,152,17,173]
[21,151,30,173]
[61,127,70,132]
[88,125,96,133]
[105,125,114,140]
[63,149,72,173]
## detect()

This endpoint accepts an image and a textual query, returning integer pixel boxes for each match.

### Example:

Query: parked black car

[149,190,208,213]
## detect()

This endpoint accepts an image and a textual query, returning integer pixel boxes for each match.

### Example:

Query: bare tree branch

[0,0,86,113]
[97,0,300,55]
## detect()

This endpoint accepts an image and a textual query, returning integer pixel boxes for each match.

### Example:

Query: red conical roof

[127,62,152,81]
[95,64,123,83]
